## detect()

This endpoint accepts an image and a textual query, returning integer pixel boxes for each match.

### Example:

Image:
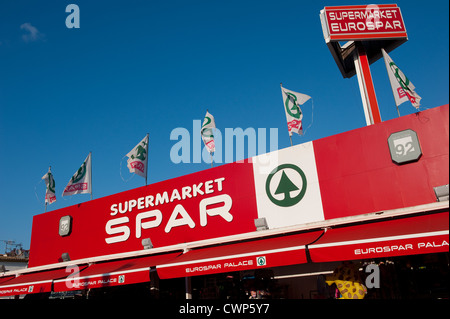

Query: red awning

[157,231,324,279]
[0,275,14,285]
[0,267,82,297]
[308,212,449,262]
[54,252,179,292]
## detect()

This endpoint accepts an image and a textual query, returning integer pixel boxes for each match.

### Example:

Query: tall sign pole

[320,4,408,126]
[354,45,382,125]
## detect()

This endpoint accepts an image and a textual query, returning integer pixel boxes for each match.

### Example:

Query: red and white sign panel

[29,105,449,268]
[321,4,407,42]
[309,212,449,262]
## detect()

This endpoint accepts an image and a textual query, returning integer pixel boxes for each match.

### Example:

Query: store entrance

[190,268,275,299]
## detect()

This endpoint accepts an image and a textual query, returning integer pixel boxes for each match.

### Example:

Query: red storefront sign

[29,162,258,267]
[321,4,407,41]
[29,105,449,268]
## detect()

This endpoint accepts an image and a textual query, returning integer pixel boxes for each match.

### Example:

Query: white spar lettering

[418,240,449,249]
[330,20,402,32]
[164,204,196,233]
[355,244,413,255]
[200,194,233,227]
[136,210,163,238]
[354,240,449,255]
[105,217,130,244]
[186,264,222,273]
[328,9,399,21]
[105,194,233,243]
[109,177,225,216]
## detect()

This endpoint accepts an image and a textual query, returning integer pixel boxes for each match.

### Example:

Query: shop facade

[1,105,448,300]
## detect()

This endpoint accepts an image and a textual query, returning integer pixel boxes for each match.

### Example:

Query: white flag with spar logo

[62,152,92,197]
[201,111,216,153]
[281,86,311,136]
[382,49,422,109]
[126,135,148,178]
[42,167,56,204]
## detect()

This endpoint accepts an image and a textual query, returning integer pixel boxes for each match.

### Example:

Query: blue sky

[0,0,448,251]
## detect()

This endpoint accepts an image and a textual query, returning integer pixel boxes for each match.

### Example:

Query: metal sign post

[353,45,382,125]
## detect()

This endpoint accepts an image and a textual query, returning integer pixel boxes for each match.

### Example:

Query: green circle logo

[285,92,302,119]
[257,256,266,266]
[265,164,307,207]
[72,162,86,183]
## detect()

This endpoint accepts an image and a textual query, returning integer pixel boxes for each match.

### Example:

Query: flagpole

[208,110,213,168]
[145,133,149,186]
[89,152,93,200]
[281,82,292,147]
[202,110,216,169]
[281,83,294,147]
[44,165,50,213]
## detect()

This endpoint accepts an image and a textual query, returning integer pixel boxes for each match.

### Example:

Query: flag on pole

[126,134,149,179]
[382,48,422,109]
[280,86,311,136]
[42,167,56,205]
[62,152,92,197]
[201,110,216,153]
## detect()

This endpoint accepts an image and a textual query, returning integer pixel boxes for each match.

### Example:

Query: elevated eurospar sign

[320,4,407,42]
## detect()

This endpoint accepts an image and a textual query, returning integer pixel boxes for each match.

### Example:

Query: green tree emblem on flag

[389,62,411,94]
[48,172,56,193]
[201,116,214,138]
[72,161,86,183]
[285,92,302,119]
[131,142,147,161]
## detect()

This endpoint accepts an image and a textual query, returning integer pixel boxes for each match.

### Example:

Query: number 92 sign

[388,129,422,164]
